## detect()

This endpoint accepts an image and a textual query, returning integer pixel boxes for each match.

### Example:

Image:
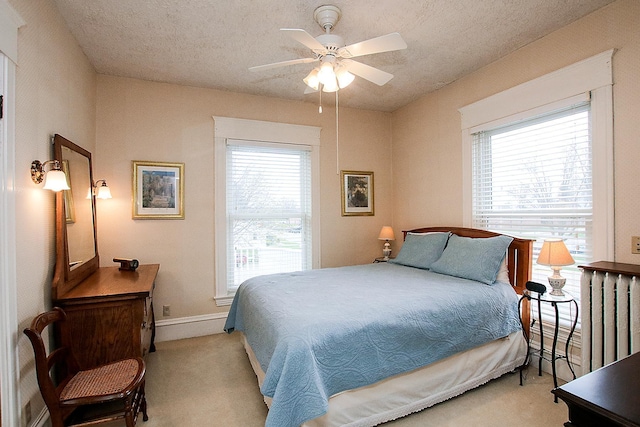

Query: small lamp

[94,180,112,199]
[378,226,395,261]
[30,160,70,192]
[536,239,575,296]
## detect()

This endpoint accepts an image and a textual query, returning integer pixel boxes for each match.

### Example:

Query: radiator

[580,262,640,374]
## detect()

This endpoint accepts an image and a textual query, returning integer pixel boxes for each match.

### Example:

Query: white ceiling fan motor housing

[314,5,341,31]
[316,34,345,53]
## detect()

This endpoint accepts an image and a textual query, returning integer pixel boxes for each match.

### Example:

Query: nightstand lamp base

[548,268,567,296]
[378,226,395,262]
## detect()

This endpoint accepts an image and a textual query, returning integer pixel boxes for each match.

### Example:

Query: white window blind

[472,102,591,326]
[226,140,312,292]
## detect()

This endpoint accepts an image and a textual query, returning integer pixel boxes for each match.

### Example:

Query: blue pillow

[388,232,450,270]
[429,234,513,285]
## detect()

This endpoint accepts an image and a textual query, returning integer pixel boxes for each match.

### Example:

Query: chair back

[23,307,81,422]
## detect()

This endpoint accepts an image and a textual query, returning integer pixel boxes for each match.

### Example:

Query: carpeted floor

[110,333,570,426]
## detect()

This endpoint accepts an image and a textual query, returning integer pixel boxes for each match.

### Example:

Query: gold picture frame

[132,161,185,219]
[341,170,374,216]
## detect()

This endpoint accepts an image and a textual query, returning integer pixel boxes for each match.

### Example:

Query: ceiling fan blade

[249,57,318,72]
[281,28,327,55]
[338,32,407,59]
[341,59,394,86]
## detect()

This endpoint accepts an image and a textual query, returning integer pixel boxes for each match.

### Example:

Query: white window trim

[459,49,614,262]
[0,1,24,426]
[212,117,321,306]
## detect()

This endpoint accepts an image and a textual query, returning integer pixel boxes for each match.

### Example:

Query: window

[213,117,320,306]
[226,141,312,290]
[471,102,591,324]
[460,50,614,332]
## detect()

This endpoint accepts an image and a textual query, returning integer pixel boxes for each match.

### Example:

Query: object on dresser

[114,258,140,271]
[525,280,547,294]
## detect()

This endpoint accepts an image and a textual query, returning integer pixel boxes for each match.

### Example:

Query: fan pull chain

[319,88,323,113]
[336,90,339,175]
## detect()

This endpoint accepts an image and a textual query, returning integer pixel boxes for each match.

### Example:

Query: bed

[224,227,533,427]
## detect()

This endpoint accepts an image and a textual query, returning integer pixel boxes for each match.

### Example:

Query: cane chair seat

[24,307,148,427]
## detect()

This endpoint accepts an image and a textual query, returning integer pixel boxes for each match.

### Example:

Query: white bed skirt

[240,331,527,427]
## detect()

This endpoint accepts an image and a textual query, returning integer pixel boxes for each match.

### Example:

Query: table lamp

[536,239,575,296]
[378,226,395,261]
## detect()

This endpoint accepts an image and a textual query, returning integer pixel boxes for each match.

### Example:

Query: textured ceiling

[52,0,615,112]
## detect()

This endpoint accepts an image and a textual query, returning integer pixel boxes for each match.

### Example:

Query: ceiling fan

[249,5,407,93]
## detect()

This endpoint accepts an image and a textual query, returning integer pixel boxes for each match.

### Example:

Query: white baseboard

[154,313,229,343]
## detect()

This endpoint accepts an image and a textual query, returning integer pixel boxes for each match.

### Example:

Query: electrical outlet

[24,400,32,424]
[632,236,640,254]
[163,305,170,316]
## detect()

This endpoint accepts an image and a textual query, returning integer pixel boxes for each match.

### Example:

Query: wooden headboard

[404,227,533,335]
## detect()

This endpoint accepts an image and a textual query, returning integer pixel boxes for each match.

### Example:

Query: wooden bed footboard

[403,227,533,338]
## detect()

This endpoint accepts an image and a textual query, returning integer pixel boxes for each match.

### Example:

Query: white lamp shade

[378,226,395,241]
[318,61,335,85]
[96,184,112,199]
[537,239,574,266]
[303,68,320,91]
[335,67,355,89]
[42,170,70,192]
[322,77,338,93]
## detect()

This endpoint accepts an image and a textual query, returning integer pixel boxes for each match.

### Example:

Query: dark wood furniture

[52,134,99,301]
[53,264,158,370]
[24,307,148,427]
[553,351,640,427]
[580,261,640,277]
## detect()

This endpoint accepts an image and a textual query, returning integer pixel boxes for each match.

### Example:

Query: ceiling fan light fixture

[322,77,338,93]
[318,60,336,86]
[335,66,355,89]
[303,68,320,90]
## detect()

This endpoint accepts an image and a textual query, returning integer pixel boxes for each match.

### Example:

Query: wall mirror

[52,134,99,299]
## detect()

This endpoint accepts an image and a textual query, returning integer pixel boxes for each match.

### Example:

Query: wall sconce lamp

[90,180,112,199]
[536,238,575,296]
[30,160,70,192]
[378,226,395,261]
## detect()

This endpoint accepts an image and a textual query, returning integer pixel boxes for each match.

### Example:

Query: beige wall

[9,0,638,423]
[94,76,393,319]
[9,0,97,422]
[391,0,640,264]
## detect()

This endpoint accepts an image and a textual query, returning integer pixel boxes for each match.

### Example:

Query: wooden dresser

[53,264,158,369]
[553,351,640,426]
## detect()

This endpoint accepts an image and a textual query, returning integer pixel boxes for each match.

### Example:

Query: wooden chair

[23,307,148,427]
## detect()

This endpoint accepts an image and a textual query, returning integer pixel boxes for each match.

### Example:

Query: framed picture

[341,170,374,216]
[132,161,184,219]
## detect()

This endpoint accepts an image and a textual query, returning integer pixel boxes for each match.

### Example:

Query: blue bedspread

[224,263,522,427]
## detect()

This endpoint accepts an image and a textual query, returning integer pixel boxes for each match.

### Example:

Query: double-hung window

[460,50,614,331]
[213,117,321,306]
[226,141,312,289]
[471,102,591,325]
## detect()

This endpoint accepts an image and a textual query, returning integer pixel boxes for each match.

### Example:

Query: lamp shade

[96,183,112,199]
[42,170,70,192]
[378,226,395,241]
[303,68,320,91]
[335,66,355,89]
[537,239,574,267]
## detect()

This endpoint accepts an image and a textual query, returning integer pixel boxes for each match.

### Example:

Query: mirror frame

[52,134,99,300]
